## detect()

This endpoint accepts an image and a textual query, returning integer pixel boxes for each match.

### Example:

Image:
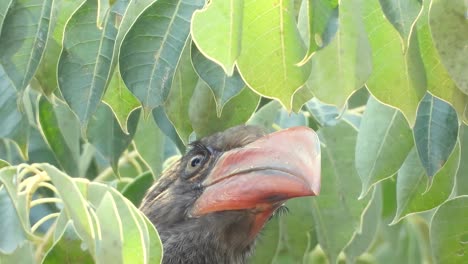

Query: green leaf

[0,187,27,254]
[121,171,154,206]
[87,104,140,175]
[344,186,382,263]
[102,69,141,134]
[0,241,35,264]
[0,0,12,34]
[392,143,460,223]
[417,0,468,123]
[313,121,371,264]
[119,0,205,111]
[363,0,426,126]
[0,0,52,92]
[43,221,94,264]
[0,67,29,158]
[58,0,122,125]
[247,100,282,133]
[356,96,414,197]
[189,80,259,138]
[413,93,458,177]
[191,0,242,75]
[379,0,422,48]
[456,124,468,195]
[430,0,468,95]
[237,0,310,110]
[431,195,468,264]
[191,44,245,116]
[134,114,165,177]
[38,97,80,177]
[250,217,280,264]
[307,0,372,107]
[164,39,197,144]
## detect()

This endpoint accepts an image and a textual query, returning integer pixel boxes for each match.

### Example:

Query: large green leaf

[58,0,123,125]
[356,96,414,197]
[431,195,468,264]
[102,69,141,134]
[189,80,259,138]
[0,0,12,35]
[119,0,205,111]
[237,0,310,110]
[38,97,80,177]
[134,114,165,177]
[307,0,372,107]
[363,0,426,126]
[313,121,371,264]
[456,124,468,195]
[0,187,27,254]
[191,0,242,75]
[165,39,197,144]
[191,44,245,116]
[413,93,458,177]
[417,0,468,123]
[0,67,29,158]
[430,0,468,95]
[379,0,422,47]
[0,0,52,92]
[393,144,460,223]
[87,104,141,175]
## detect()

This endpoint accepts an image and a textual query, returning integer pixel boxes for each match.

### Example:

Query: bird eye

[190,155,203,167]
[184,153,207,177]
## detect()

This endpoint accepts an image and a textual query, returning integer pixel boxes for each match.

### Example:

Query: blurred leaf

[237,0,310,110]
[121,171,154,206]
[0,0,12,33]
[189,80,259,138]
[356,96,414,197]
[414,93,458,177]
[87,104,140,175]
[430,0,468,95]
[165,39,197,144]
[191,0,242,75]
[344,186,382,263]
[119,0,205,111]
[0,0,52,92]
[393,143,460,223]
[381,176,397,219]
[58,0,124,125]
[0,187,27,254]
[95,192,123,263]
[416,0,468,123]
[43,221,94,264]
[313,121,371,264]
[103,69,141,134]
[134,114,165,177]
[363,0,426,126]
[0,160,9,168]
[247,100,282,133]
[38,97,80,177]
[379,0,422,47]
[456,124,468,195]
[33,38,60,95]
[0,241,34,264]
[307,0,371,108]
[152,106,186,153]
[250,217,280,264]
[0,67,29,158]
[431,195,468,263]
[191,44,245,116]
[306,98,361,128]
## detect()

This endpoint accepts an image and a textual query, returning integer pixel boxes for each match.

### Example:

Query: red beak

[191,126,321,222]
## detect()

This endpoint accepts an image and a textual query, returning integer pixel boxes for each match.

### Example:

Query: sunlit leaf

[191,0,242,75]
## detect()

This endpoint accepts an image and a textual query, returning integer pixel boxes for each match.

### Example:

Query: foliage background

[0,0,467,263]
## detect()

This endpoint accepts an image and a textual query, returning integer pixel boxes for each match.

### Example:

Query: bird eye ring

[190,155,203,167]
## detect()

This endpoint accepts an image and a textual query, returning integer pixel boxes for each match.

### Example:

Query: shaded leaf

[237,0,310,110]
[247,100,282,133]
[119,0,205,111]
[456,124,468,195]
[121,171,154,206]
[134,114,165,177]
[430,195,468,264]
[191,0,242,75]
[191,44,245,116]
[307,0,372,107]
[0,0,52,92]
[393,144,460,223]
[363,0,426,126]
[430,0,468,94]
[413,93,458,177]
[356,96,414,197]
[250,217,280,264]
[0,0,12,34]
[87,104,140,175]
[0,187,27,254]
[189,80,259,138]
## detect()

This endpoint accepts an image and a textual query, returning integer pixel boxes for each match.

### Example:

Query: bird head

[139,125,321,263]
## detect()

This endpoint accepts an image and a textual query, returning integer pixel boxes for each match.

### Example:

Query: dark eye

[190,155,203,167]
[185,153,207,177]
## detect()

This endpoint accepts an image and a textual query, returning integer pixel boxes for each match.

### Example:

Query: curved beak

[191,126,321,217]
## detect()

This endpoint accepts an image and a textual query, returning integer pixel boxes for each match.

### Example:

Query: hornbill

[139,125,321,264]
